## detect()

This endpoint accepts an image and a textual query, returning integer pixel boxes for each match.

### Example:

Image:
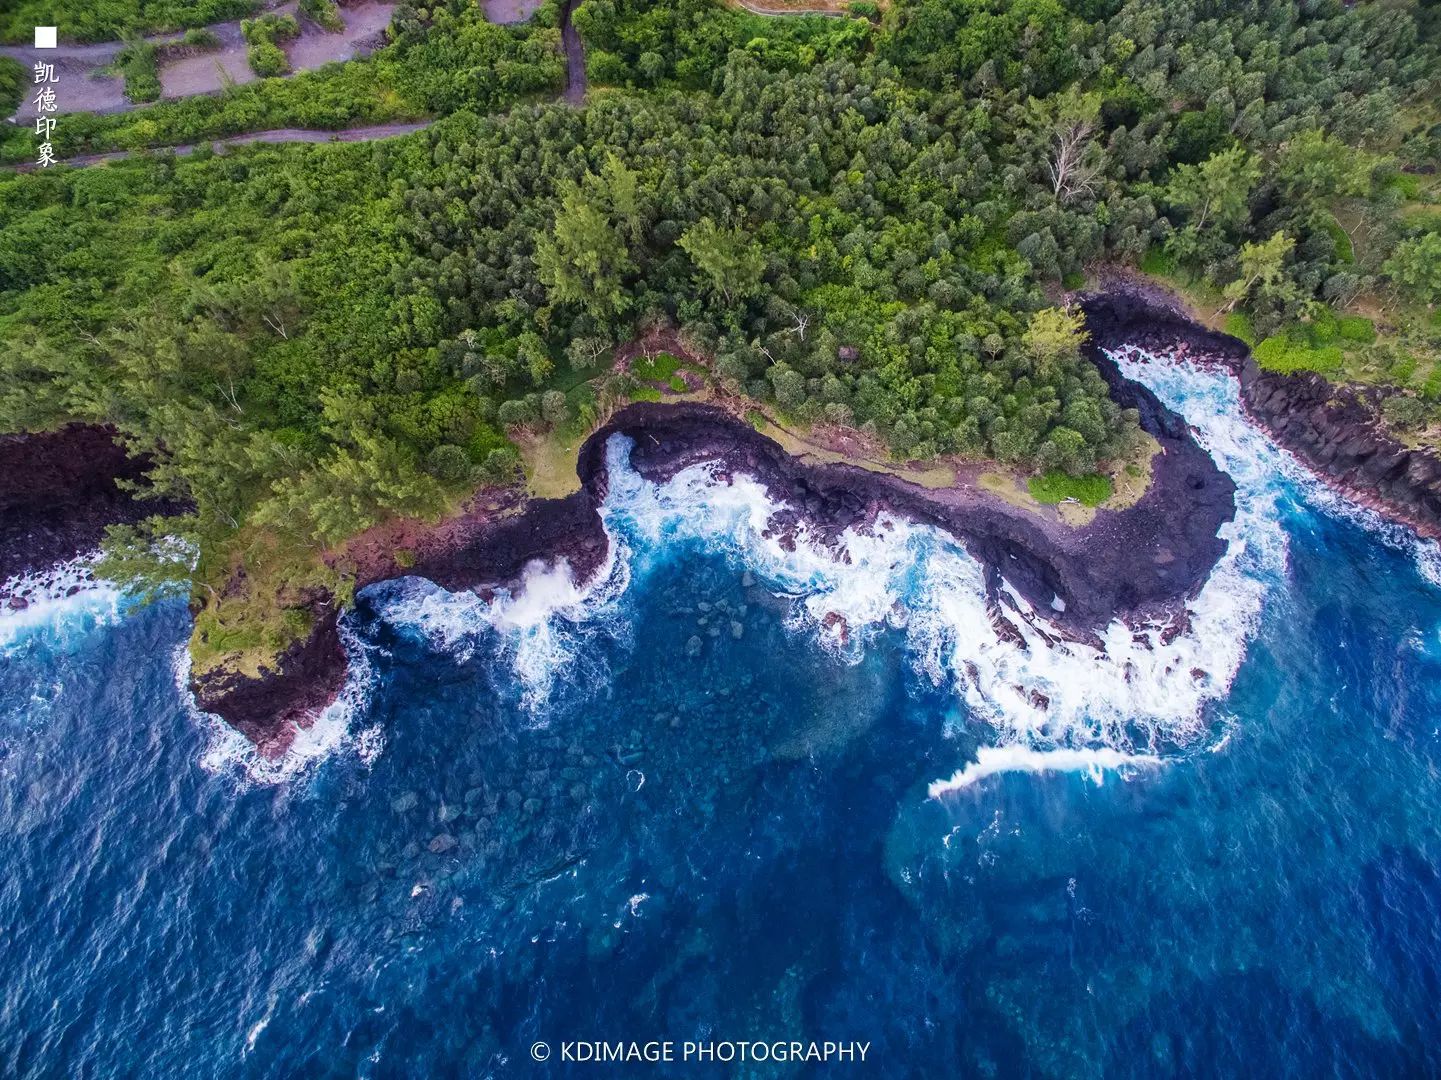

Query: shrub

[426,444,471,482]
[242,12,300,45]
[1028,471,1113,506]
[1254,334,1344,374]
[300,0,345,32]
[247,40,289,77]
[0,56,24,116]
[111,40,163,103]
[181,28,222,49]
[1337,315,1376,344]
[1382,394,1429,432]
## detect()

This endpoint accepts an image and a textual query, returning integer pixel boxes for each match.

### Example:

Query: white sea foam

[367,538,630,714]
[600,418,1275,754]
[181,619,385,787]
[200,346,1439,785]
[0,553,126,655]
[927,746,1164,796]
[1111,346,1441,589]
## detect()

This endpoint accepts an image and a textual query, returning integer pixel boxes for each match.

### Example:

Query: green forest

[0,0,1438,675]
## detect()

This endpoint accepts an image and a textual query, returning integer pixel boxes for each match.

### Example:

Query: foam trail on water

[928,746,1164,796]
[0,553,126,656]
[182,619,385,787]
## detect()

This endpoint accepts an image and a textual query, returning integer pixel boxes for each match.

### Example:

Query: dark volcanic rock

[190,592,349,755]
[1081,278,1441,540]
[0,425,166,587]
[1239,363,1441,537]
[581,390,1234,639]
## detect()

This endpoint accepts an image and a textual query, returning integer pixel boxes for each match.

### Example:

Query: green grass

[1140,247,1178,277]
[1027,471,1113,506]
[1337,315,1376,344]
[1254,333,1344,374]
[1224,311,1257,346]
[630,351,683,382]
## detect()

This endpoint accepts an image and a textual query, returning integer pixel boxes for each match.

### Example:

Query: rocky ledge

[1084,278,1441,539]
[0,425,171,599]
[1239,365,1441,538]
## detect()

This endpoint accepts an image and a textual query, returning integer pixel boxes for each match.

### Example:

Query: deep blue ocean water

[4,354,1441,1078]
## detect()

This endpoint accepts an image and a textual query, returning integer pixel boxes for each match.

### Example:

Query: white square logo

[34,26,58,49]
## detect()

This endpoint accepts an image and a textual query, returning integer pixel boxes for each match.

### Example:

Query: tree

[1167,145,1260,235]
[1021,306,1088,379]
[1384,233,1441,307]
[679,217,767,305]
[1221,232,1299,314]
[533,181,634,319]
[1276,129,1375,203]
[1029,88,1105,205]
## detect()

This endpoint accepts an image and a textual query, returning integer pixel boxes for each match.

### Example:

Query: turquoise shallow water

[3,354,1441,1077]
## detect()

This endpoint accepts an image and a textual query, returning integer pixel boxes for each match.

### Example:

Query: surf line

[928,745,1164,797]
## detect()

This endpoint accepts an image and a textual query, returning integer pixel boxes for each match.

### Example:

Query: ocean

[3,350,1441,1077]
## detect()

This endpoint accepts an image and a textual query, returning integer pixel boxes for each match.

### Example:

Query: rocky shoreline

[9,287,1439,752]
[0,425,174,600]
[194,291,1245,751]
[1083,279,1441,540]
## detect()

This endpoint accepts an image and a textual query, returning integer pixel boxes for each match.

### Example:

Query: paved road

[561,0,586,104]
[3,0,573,169]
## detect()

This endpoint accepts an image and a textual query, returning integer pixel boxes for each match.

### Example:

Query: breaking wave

[600,398,1277,758]
[182,620,386,787]
[927,746,1165,795]
[0,553,127,656]
[364,541,631,715]
[371,345,1314,768]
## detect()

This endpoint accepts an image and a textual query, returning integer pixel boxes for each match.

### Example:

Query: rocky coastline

[1083,279,1441,540]
[193,292,1245,750]
[0,425,173,601]
[1238,364,1441,539]
[12,287,1439,753]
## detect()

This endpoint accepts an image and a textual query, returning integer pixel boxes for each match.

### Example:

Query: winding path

[561,0,587,104]
[6,121,430,172]
[726,0,852,15]
[7,0,587,170]
[1,2,396,120]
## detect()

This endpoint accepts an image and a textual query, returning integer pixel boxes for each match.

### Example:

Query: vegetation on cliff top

[0,0,1438,677]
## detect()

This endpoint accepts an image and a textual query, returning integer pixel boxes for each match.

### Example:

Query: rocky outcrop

[1079,276,1441,540]
[190,593,349,755]
[1239,364,1441,538]
[190,489,613,751]
[0,425,170,590]
[578,395,1234,638]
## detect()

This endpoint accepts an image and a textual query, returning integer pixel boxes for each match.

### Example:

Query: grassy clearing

[1027,471,1114,506]
[628,351,683,382]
